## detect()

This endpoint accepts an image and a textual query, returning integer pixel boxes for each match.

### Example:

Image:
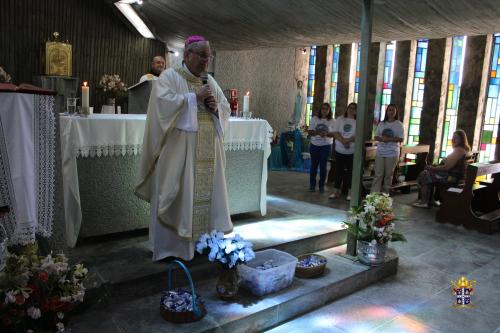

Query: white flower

[4,290,16,303]
[74,263,88,279]
[27,306,41,319]
[370,239,377,245]
[56,322,65,332]
[57,312,65,319]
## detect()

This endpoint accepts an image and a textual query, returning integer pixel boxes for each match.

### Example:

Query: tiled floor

[266,171,500,333]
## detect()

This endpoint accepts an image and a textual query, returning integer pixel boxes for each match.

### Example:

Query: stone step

[71,202,348,307]
[68,247,399,333]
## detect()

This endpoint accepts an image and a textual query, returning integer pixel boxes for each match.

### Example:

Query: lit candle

[82,82,89,109]
[243,91,250,113]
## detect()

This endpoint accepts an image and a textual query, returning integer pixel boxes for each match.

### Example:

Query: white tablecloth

[59,114,272,247]
[0,92,56,245]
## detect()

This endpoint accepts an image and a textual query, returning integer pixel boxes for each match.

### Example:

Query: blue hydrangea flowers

[195,230,256,268]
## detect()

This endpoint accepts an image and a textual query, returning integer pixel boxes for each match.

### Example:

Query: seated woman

[413,129,471,208]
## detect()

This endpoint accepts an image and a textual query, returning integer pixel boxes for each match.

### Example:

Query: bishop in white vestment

[135,36,233,261]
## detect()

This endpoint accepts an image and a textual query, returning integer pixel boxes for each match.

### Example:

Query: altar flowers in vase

[0,244,88,332]
[343,193,406,265]
[196,230,255,299]
[98,74,127,105]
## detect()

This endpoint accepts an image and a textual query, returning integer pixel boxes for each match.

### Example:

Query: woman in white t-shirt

[329,102,357,200]
[308,103,335,193]
[371,104,404,194]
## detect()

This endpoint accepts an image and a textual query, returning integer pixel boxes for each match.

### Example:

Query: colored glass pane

[407,39,429,145]
[330,44,340,114]
[479,33,500,162]
[306,46,316,126]
[439,36,467,161]
[378,41,397,123]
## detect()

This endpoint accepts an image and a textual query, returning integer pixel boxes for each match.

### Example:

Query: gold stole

[175,67,215,241]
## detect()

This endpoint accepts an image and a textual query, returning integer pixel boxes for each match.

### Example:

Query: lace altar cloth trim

[76,145,143,158]
[0,95,56,245]
[224,141,268,151]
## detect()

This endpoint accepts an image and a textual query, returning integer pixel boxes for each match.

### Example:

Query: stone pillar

[336,44,352,117]
[457,35,488,149]
[434,38,453,161]
[420,38,447,161]
[312,45,328,115]
[391,40,411,120]
[402,40,417,143]
[365,42,380,139]
[324,45,334,104]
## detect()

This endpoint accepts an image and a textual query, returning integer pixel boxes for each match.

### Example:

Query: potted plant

[0,244,88,332]
[343,193,406,265]
[195,230,255,300]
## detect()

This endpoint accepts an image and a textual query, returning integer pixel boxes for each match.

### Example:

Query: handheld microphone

[200,72,212,111]
[201,72,208,85]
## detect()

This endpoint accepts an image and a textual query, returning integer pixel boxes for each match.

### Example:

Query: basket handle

[167,259,202,317]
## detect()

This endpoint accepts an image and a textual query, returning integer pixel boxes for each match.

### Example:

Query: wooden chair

[391,144,430,193]
[435,162,500,234]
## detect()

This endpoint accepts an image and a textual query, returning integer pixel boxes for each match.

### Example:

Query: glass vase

[357,240,388,266]
[216,267,240,300]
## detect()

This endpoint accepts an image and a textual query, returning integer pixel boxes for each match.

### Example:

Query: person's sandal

[412,201,429,208]
[329,193,340,199]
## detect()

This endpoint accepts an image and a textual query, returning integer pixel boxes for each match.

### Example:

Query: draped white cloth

[59,114,272,248]
[0,93,56,245]
[59,114,146,247]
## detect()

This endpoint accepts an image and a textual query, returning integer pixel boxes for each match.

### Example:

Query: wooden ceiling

[128,0,500,50]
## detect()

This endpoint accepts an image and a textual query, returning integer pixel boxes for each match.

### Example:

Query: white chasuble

[135,65,232,261]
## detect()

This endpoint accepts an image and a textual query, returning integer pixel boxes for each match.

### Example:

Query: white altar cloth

[59,114,272,247]
[0,92,56,245]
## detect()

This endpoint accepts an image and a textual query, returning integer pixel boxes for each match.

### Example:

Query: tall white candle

[82,82,89,108]
[243,91,250,113]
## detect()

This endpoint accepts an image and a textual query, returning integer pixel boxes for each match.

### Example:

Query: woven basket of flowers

[159,260,206,323]
[295,253,327,278]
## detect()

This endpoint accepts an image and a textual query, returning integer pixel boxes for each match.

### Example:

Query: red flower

[15,294,25,305]
[37,271,49,282]
[27,284,39,295]
[42,303,50,311]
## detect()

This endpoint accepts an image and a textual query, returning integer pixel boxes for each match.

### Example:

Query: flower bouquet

[98,74,127,104]
[196,230,255,299]
[0,244,87,332]
[343,193,406,265]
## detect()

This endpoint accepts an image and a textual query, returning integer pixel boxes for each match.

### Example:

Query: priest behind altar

[135,35,233,261]
[139,55,166,83]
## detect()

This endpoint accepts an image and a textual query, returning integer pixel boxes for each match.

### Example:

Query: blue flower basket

[160,260,207,323]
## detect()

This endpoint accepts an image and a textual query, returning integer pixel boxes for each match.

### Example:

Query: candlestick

[243,91,250,113]
[82,81,89,109]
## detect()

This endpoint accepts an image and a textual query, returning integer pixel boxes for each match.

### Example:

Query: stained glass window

[479,34,500,162]
[354,44,361,103]
[306,46,316,126]
[378,41,397,123]
[407,39,429,145]
[440,36,467,160]
[330,44,340,114]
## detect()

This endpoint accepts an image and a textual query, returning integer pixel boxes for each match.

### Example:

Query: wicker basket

[159,260,207,324]
[295,254,327,278]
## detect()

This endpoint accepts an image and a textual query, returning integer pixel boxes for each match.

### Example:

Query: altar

[59,114,272,247]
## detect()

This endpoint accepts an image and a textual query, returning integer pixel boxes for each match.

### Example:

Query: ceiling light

[115,1,154,39]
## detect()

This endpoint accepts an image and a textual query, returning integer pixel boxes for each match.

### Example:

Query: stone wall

[215,48,307,131]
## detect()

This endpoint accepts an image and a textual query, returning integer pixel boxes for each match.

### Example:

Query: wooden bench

[391,144,430,193]
[435,162,500,234]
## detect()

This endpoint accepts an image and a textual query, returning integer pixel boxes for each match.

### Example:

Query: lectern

[128,80,153,114]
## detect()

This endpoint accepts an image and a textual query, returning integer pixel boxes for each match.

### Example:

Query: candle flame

[83,81,88,87]
[246,91,250,96]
